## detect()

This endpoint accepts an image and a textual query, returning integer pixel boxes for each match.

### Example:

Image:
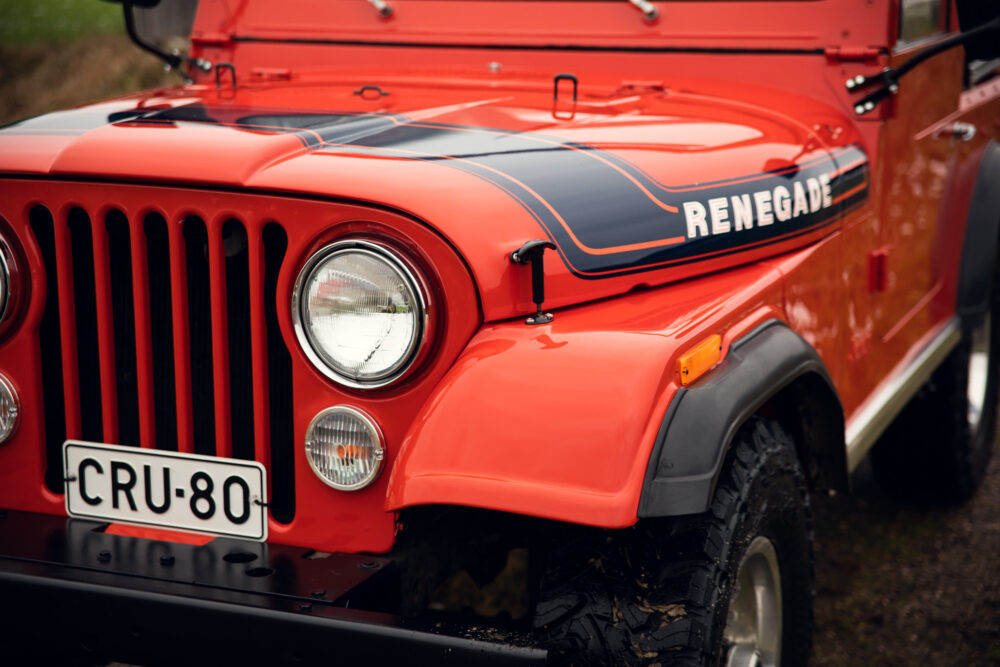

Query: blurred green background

[0,0,124,45]
[0,0,187,125]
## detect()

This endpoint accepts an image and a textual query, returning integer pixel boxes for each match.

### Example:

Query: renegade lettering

[683,173,833,239]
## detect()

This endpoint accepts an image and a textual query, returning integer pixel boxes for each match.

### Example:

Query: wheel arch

[957,140,1000,328]
[638,319,847,518]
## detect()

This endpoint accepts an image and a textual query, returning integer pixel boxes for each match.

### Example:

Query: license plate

[63,441,268,541]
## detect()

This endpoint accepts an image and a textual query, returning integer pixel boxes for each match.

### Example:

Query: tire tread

[534,417,814,666]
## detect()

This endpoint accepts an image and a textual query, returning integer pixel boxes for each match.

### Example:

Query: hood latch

[510,240,556,325]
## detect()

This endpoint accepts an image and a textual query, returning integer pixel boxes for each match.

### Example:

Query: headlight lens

[305,406,385,490]
[293,240,426,388]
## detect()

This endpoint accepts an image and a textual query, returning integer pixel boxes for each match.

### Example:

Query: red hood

[0,77,869,320]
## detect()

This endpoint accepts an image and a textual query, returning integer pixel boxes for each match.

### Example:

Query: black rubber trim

[957,140,1000,327]
[231,35,827,56]
[0,509,546,666]
[638,319,838,517]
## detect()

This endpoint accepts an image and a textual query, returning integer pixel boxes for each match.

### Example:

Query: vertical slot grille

[31,206,67,494]
[183,216,217,457]
[263,223,295,524]
[145,213,178,452]
[32,203,295,523]
[223,220,255,461]
[68,208,103,443]
[107,210,141,448]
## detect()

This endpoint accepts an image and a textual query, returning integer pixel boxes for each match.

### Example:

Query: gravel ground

[812,448,1000,665]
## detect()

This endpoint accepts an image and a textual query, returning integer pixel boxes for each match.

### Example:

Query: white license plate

[63,441,268,541]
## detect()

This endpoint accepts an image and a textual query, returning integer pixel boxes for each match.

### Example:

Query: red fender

[385,262,785,527]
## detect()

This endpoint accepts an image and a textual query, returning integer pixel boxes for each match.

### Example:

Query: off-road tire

[871,272,1000,504]
[533,416,814,665]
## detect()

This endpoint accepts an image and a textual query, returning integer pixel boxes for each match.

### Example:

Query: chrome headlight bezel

[0,246,9,325]
[291,239,428,389]
[0,224,29,343]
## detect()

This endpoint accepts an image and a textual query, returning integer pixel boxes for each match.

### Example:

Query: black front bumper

[0,510,547,665]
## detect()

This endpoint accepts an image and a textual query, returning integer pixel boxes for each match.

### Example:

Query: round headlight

[0,373,20,444]
[293,240,426,388]
[305,406,385,491]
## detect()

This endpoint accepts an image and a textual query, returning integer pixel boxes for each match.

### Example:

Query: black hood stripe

[1,103,869,278]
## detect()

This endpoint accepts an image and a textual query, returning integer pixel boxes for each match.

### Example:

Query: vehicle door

[875,0,964,361]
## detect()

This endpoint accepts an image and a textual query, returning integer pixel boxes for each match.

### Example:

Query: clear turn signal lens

[0,373,20,444]
[305,406,385,491]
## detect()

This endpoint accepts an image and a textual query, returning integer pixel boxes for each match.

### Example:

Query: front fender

[385,262,785,527]
[637,319,843,518]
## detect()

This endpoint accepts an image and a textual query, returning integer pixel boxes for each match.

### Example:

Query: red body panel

[0,180,479,552]
[191,0,889,52]
[386,264,785,526]
[0,81,866,321]
[0,0,998,553]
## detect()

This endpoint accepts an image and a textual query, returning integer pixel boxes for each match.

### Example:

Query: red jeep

[0,0,998,664]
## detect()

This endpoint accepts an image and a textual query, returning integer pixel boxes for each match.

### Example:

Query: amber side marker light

[678,335,723,387]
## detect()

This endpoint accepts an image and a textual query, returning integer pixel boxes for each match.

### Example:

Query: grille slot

[183,216,217,457]
[145,213,178,452]
[68,208,103,444]
[224,219,255,462]
[263,223,295,524]
[31,205,295,523]
[30,206,67,494]
[107,210,141,448]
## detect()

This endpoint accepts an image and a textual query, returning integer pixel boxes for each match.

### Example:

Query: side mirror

[100,0,208,83]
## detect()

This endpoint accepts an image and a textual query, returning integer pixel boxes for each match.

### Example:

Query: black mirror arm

[847,16,1000,116]
[121,0,212,84]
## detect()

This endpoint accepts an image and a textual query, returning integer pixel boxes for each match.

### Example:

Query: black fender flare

[957,140,1000,328]
[638,320,845,518]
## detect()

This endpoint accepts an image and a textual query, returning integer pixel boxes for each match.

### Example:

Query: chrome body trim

[0,246,9,324]
[846,318,961,471]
